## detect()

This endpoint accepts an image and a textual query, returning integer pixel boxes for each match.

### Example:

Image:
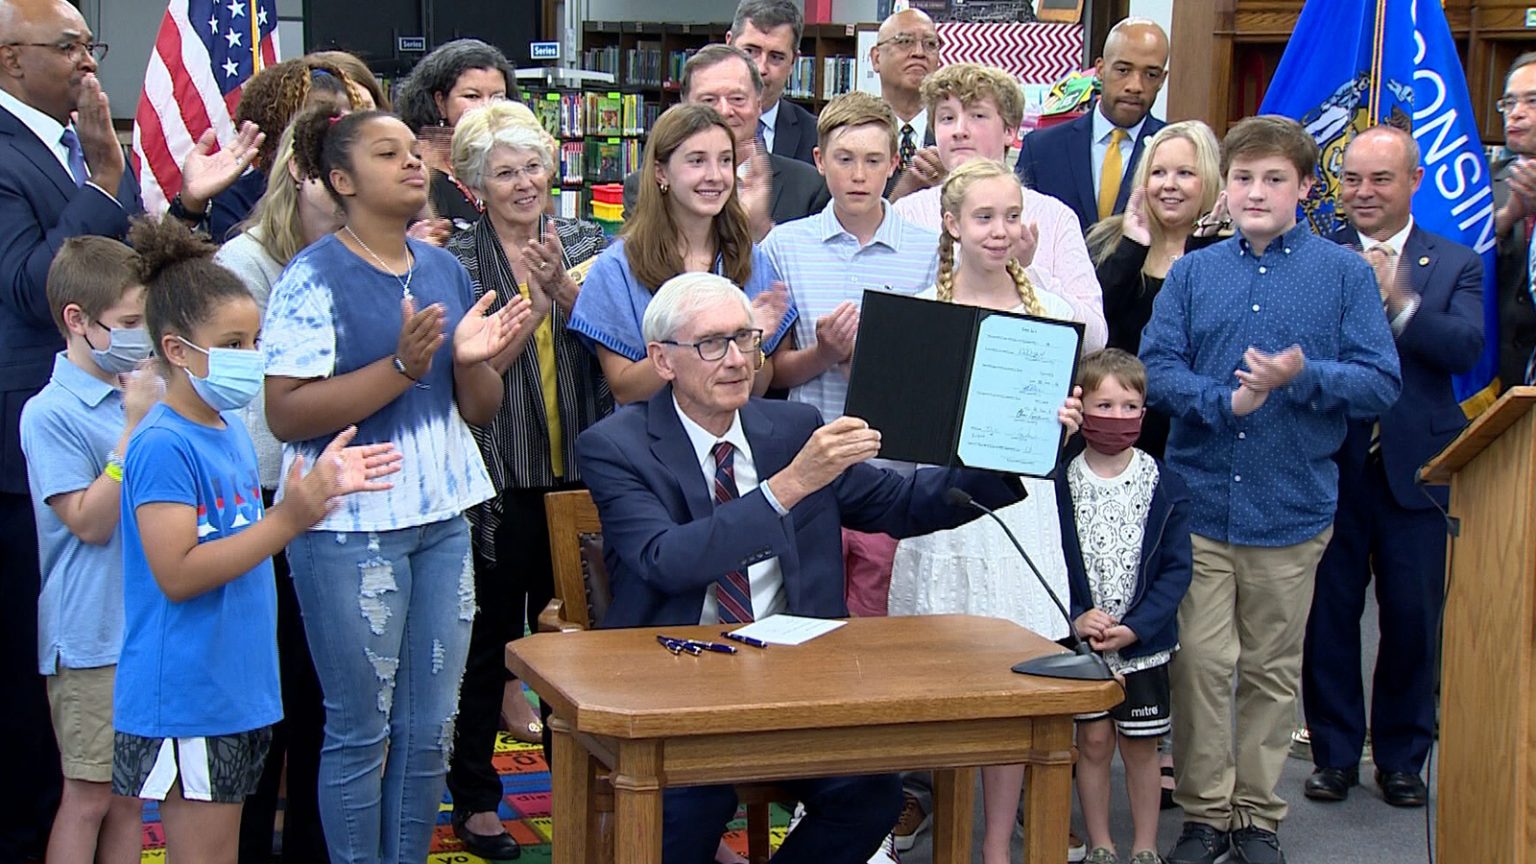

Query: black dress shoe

[1302,766,1358,801]
[452,810,522,860]
[1376,770,1428,807]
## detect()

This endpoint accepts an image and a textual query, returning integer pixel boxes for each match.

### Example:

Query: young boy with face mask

[1055,347,1193,864]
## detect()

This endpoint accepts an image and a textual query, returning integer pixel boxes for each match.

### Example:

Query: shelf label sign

[531,41,560,60]
[397,36,426,52]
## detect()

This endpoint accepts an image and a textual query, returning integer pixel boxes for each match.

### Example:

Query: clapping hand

[523,224,579,312]
[396,296,446,381]
[1236,345,1306,392]
[1015,222,1041,269]
[1192,191,1231,238]
[1361,246,1415,316]
[180,121,264,214]
[73,72,123,188]
[121,363,165,430]
[813,301,860,366]
[738,145,774,240]
[406,218,453,247]
[280,426,402,528]
[1122,187,1152,246]
[453,290,531,366]
[750,281,790,344]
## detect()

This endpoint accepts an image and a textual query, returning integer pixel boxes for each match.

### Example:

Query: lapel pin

[1418,256,1430,266]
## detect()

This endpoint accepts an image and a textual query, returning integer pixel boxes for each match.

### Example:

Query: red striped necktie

[711,441,755,623]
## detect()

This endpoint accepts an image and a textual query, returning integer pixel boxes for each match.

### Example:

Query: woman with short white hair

[442,101,614,861]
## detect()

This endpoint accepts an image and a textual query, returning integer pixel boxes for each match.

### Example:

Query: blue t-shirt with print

[115,402,280,738]
[262,234,494,533]
[567,239,798,361]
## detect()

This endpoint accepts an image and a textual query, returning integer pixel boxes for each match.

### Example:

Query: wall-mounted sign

[531,41,560,60]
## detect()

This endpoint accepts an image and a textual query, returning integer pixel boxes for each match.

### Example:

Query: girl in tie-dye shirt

[261,106,526,864]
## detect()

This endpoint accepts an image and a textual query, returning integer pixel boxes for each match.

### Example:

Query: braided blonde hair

[936,159,1046,316]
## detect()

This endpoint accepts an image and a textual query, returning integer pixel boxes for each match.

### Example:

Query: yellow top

[519,282,563,478]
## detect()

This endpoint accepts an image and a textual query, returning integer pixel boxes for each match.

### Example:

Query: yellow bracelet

[104,462,124,483]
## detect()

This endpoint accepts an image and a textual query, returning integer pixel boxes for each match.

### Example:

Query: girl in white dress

[887,158,1084,864]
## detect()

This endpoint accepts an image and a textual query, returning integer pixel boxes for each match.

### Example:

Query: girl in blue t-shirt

[262,106,525,864]
[568,102,796,403]
[114,216,400,859]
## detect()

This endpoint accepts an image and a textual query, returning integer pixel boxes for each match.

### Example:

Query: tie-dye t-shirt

[263,234,494,532]
[116,403,280,737]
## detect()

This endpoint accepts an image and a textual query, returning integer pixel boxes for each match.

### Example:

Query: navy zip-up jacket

[1055,450,1193,662]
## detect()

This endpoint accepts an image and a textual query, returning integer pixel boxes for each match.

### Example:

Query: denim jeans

[289,517,475,864]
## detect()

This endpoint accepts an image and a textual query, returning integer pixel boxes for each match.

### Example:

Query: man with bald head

[870,7,944,200]
[1298,124,1483,813]
[0,1,142,855]
[1015,17,1170,232]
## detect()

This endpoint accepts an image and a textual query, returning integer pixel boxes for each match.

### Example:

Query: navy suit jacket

[1328,225,1483,510]
[0,103,142,493]
[1014,107,1165,233]
[576,390,1024,628]
[771,98,818,165]
[622,152,830,228]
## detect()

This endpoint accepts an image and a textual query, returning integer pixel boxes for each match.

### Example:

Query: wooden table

[506,614,1121,864]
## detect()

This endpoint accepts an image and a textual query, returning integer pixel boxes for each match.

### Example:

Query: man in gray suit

[623,44,829,239]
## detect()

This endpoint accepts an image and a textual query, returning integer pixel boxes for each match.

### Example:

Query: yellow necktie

[1099,128,1128,220]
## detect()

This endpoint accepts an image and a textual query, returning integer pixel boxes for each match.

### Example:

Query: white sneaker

[868,832,901,864]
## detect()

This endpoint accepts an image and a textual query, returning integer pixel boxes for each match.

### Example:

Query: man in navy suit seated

[1014,18,1170,233]
[727,0,817,166]
[1300,124,1484,810]
[577,272,1079,863]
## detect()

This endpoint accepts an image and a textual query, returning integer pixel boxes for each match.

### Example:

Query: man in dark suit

[1300,125,1483,810]
[1491,52,1536,390]
[727,0,816,165]
[870,7,941,200]
[622,44,828,238]
[1014,17,1169,233]
[576,272,1044,863]
[0,0,140,855]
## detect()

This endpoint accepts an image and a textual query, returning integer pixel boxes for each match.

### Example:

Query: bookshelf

[786,23,874,110]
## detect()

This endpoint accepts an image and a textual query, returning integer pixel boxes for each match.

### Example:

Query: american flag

[131,0,280,214]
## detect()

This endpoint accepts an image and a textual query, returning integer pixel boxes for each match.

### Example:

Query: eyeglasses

[876,33,942,55]
[1497,93,1536,115]
[486,162,549,183]
[660,328,763,361]
[2,40,107,61]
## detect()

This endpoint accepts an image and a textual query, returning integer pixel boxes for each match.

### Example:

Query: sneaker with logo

[1084,847,1121,864]
[1164,822,1231,864]
[1229,826,1284,864]
[892,792,928,852]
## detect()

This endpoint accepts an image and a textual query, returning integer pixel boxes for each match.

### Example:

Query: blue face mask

[86,324,153,375]
[178,337,264,411]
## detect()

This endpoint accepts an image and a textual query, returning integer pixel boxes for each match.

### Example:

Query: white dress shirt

[673,397,788,624]
[1090,104,1146,200]
[1357,216,1419,334]
[0,86,120,205]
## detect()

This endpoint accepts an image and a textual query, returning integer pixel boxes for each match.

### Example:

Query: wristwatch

[391,355,418,381]
[167,192,208,229]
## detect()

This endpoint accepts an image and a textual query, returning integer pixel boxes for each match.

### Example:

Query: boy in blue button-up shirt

[1140,116,1400,864]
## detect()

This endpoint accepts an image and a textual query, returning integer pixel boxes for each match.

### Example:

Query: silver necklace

[344,225,413,299]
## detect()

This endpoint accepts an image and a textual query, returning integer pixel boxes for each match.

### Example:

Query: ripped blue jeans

[288,516,475,864]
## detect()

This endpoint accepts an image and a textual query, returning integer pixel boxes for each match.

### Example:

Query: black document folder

[842,290,1084,477]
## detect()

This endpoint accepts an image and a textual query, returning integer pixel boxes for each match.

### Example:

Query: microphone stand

[947,487,1115,681]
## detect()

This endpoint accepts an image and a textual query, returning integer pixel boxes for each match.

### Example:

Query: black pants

[0,491,60,863]
[238,492,328,864]
[446,484,572,814]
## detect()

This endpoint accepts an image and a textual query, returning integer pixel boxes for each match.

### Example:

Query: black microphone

[946,487,1114,681]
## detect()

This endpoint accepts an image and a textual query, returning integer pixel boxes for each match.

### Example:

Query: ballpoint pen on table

[721,630,768,649]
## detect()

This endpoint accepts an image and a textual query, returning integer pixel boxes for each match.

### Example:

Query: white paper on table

[729,614,847,646]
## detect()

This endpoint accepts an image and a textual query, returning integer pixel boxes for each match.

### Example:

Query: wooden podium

[1419,386,1536,863]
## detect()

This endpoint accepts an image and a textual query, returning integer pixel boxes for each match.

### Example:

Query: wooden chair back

[544,489,612,631]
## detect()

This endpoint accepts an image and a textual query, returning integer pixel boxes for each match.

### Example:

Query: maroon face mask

[1080,413,1143,455]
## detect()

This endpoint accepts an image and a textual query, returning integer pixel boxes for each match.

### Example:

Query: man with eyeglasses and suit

[870,7,945,201]
[1492,52,1536,391]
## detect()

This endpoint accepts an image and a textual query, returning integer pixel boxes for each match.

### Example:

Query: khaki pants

[1170,529,1332,832]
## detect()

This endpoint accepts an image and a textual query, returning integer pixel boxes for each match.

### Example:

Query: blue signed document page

[956,313,1079,476]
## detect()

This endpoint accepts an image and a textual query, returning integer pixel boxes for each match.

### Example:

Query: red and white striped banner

[937,22,1085,85]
